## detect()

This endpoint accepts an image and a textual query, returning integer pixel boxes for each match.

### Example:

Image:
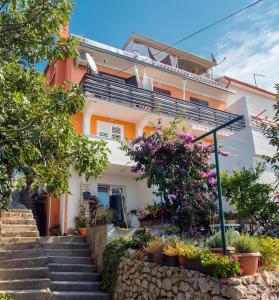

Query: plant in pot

[175,241,198,268]
[163,243,179,267]
[145,237,165,264]
[224,211,238,224]
[206,229,237,255]
[76,205,88,236]
[232,235,260,275]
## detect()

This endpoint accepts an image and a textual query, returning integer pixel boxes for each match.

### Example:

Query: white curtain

[134,65,143,88]
[142,68,153,91]
[170,55,178,68]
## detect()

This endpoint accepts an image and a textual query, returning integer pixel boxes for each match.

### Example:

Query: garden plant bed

[114,257,279,300]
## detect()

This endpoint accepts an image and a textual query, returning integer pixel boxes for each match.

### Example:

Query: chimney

[59,22,69,38]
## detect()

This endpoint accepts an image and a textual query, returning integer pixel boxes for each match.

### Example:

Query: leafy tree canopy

[262,84,279,183]
[221,164,278,232]
[0,0,109,210]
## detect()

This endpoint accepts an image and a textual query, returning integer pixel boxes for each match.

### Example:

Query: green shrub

[232,235,259,253]
[101,237,131,294]
[257,236,279,270]
[199,249,240,278]
[0,293,12,300]
[214,256,240,278]
[206,229,238,248]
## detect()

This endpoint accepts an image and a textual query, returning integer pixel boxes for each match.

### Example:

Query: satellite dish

[85,53,98,74]
[210,53,217,64]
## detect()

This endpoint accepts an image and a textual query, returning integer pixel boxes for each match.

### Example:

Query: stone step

[43,243,89,250]
[50,272,99,282]
[0,256,48,269]
[1,290,50,300]
[0,242,41,251]
[0,231,39,238]
[44,249,91,257]
[0,211,33,219]
[0,248,44,260]
[41,236,87,244]
[0,237,39,244]
[0,267,49,280]
[52,291,111,300]
[48,264,97,273]
[49,256,93,265]
[0,218,36,225]
[0,224,38,232]
[50,281,101,292]
[0,278,50,290]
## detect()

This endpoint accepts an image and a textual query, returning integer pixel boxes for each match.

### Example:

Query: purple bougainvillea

[121,119,226,232]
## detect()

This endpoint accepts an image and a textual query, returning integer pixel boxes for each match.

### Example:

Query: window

[190,97,209,107]
[97,121,124,140]
[153,87,171,96]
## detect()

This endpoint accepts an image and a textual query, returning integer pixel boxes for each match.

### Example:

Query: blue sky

[70,0,279,91]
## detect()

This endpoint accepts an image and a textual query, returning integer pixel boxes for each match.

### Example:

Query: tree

[0,0,109,210]
[262,84,279,183]
[121,119,219,232]
[221,164,278,233]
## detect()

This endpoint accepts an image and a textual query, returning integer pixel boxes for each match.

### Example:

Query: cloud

[213,1,279,92]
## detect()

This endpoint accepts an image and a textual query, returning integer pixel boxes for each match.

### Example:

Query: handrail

[81,74,245,131]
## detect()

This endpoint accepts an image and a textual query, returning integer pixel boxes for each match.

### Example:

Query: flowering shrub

[121,119,221,231]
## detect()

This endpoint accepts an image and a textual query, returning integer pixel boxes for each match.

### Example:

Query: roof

[76,35,232,93]
[123,33,216,71]
[221,76,276,98]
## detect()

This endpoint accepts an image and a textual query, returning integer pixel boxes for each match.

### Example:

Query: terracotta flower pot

[137,251,145,261]
[79,227,88,236]
[237,253,260,275]
[178,255,187,267]
[209,247,235,255]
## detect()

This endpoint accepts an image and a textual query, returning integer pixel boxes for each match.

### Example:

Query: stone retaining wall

[114,257,279,300]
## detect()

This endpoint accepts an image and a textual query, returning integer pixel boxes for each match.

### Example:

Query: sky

[70,0,279,92]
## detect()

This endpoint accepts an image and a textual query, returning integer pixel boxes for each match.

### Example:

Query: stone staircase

[42,236,110,300]
[0,209,51,300]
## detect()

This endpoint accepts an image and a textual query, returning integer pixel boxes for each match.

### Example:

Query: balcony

[81,74,245,131]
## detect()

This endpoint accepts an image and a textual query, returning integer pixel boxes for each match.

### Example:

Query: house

[219,76,277,187]
[45,27,245,235]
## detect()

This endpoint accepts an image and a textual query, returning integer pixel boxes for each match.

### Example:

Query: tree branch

[0,0,47,34]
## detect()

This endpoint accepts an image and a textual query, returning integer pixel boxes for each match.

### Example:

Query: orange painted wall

[91,115,136,140]
[50,197,60,229]
[143,125,154,136]
[71,113,83,134]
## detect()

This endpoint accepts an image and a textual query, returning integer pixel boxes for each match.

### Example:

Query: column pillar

[136,119,149,136]
[83,101,94,136]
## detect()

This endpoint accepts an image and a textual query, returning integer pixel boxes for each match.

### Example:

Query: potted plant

[224,211,238,224]
[76,205,88,236]
[232,235,260,275]
[206,229,236,255]
[145,237,165,264]
[175,241,198,267]
[163,244,179,267]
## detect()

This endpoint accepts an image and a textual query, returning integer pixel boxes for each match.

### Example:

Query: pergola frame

[192,115,245,255]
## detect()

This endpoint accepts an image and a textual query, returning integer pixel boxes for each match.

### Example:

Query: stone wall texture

[114,258,279,300]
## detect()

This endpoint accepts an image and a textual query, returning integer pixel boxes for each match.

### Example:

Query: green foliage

[214,256,240,278]
[199,249,240,278]
[262,84,279,183]
[101,237,130,293]
[0,293,12,300]
[232,235,259,253]
[206,229,239,248]
[257,236,279,270]
[221,164,278,231]
[0,0,109,209]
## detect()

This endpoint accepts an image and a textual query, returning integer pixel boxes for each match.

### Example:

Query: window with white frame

[96,121,124,140]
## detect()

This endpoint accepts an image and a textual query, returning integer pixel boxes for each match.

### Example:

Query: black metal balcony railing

[81,74,245,131]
